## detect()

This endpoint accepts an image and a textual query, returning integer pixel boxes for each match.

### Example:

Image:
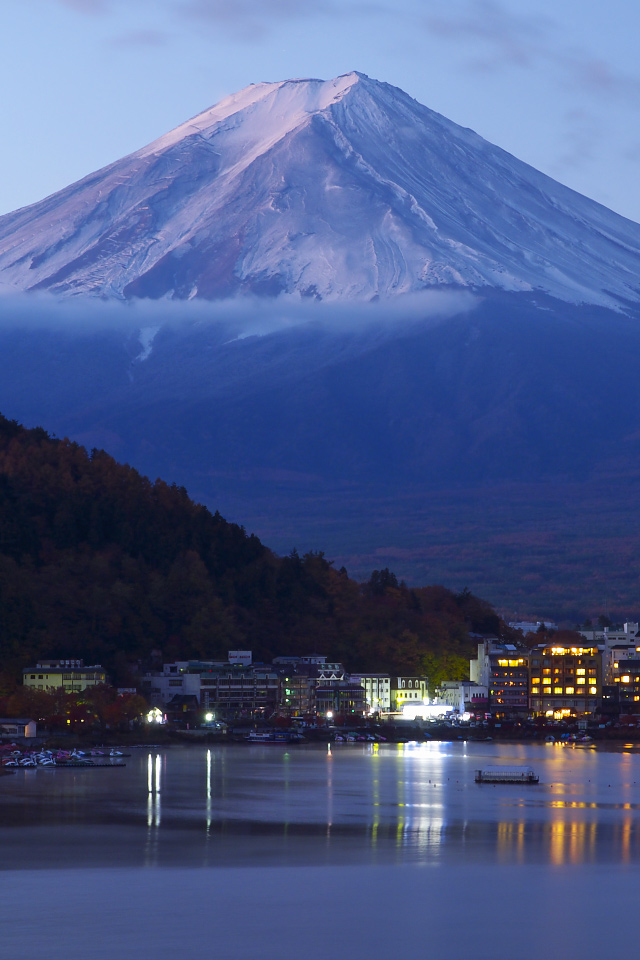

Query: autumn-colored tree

[0,413,508,684]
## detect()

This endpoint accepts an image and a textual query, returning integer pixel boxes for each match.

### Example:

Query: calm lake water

[2,740,640,958]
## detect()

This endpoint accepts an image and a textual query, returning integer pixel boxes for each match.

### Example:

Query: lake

[2,739,639,958]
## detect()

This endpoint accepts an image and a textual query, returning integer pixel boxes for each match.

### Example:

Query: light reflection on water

[2,740,640,869]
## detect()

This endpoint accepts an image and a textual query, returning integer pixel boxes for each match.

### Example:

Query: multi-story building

[579,622,639,646]
[198,664,280,719]
[602,656,640,716]
[470,641,529,716]
[529,643,601,718]
[391,676,428,711]
[354,674,392,714]
[435,680,489,715]
[23,660,107,693]
[602,643,640,684]
[141,658,281,719]
[315,681,367,717]
[272,656,353,717]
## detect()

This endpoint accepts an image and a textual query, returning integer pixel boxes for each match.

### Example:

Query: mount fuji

[1,72,640,308]
[2,74,640,618]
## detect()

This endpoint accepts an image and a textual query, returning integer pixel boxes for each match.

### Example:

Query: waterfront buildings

[22,660,107,693]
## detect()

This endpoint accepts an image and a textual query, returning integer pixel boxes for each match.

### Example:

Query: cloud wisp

[0,289,477,338]
[423,0,640,106]
[178,0,384,41]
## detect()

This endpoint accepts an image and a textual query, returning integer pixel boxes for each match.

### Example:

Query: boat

[244,730,305,744]
[475,767,539,784]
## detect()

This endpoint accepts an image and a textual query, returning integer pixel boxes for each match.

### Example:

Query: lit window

[622,676,631,684]
[576,669,585,675]
[589,686,597,694]
[531,677,540,684]
[554,687,563,694]
[576,677,586,685]
[531,687,540,694]
[565,687,575,694]
[543,678,551,685]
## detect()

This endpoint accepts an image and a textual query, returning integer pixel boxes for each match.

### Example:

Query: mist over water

[2,741,640,958]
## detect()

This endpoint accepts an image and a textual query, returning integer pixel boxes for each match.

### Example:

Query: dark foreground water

[2,740,639,958]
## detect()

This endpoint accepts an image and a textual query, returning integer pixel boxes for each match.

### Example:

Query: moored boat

[244,730,305,744]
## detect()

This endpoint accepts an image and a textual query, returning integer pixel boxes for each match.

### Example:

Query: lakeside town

[5,619,640,745]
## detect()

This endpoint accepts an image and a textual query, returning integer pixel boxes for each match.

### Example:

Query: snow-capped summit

[1,72,640,306]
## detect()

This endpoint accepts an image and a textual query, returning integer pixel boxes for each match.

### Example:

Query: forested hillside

[0,415,503,687]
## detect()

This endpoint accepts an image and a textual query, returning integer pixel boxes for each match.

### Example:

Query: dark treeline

[0,414,506,689]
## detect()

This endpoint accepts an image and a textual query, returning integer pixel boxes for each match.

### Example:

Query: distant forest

[0,414,508,690]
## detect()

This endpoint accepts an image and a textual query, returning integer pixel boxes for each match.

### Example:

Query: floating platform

[475,767,539,784]
[54,762,126,768]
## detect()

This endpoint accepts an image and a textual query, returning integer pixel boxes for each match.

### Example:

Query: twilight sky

[1,0,639,222]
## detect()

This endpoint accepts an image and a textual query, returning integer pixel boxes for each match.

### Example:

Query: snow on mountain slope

[1,72,640,307]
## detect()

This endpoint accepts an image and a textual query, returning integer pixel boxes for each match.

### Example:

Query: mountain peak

[1,74,640,306]
[140,72,369,160]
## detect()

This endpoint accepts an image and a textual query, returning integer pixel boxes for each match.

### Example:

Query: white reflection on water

[4,741,640,869]
[206,748,211,832]
[326,742,333,838]
[146,753,161,829]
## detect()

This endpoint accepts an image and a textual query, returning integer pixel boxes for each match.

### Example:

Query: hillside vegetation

[0,414,503,688]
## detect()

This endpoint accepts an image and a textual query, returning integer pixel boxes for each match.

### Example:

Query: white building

[579,622,639,646]
[0,718,37,738]
[354,674,391,713]
[435,681,489,714]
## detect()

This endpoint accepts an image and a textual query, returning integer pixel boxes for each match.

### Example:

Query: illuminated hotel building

[470,641,529,716]
[529,644,601,718]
